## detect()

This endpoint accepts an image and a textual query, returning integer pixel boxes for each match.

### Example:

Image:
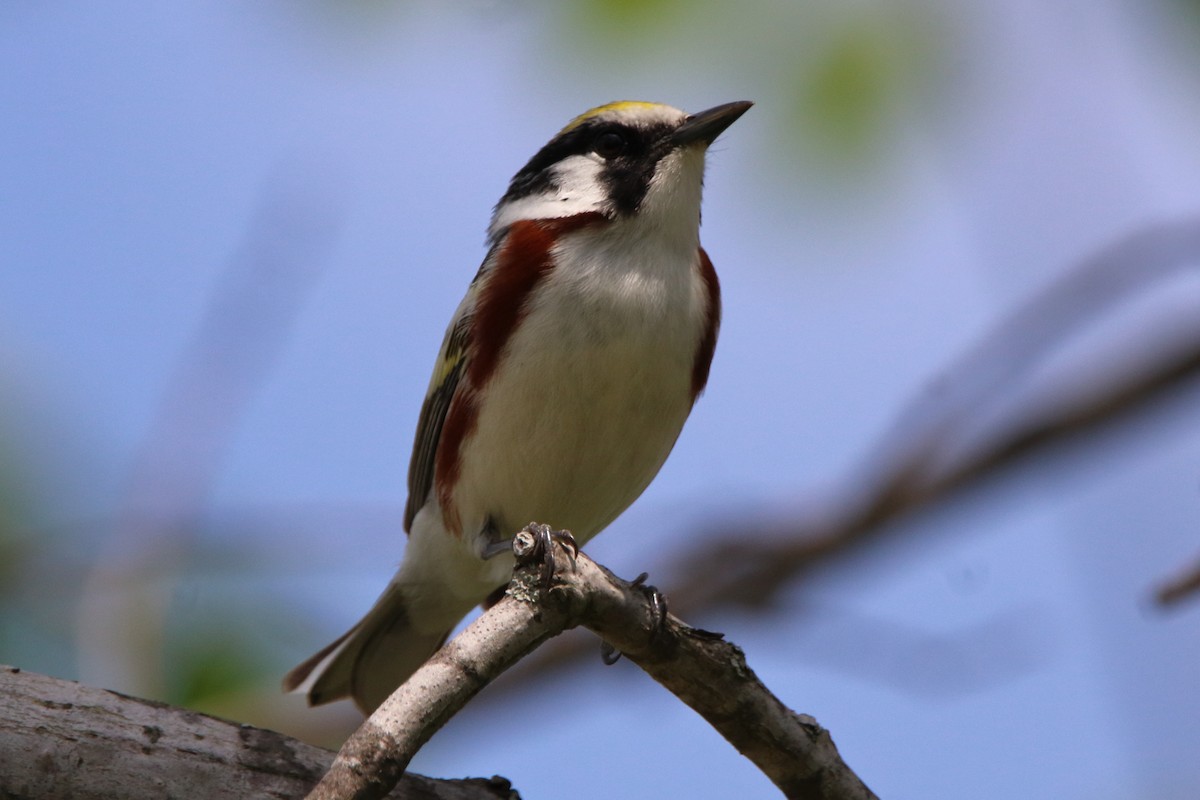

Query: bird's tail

[282,582,454,715]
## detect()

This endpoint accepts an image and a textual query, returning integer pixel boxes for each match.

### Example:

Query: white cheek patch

[551,154,609,206]
[488,154,609,238]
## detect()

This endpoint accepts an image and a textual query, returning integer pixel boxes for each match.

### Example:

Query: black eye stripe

[510,121,639,178]
[498,118,677,211]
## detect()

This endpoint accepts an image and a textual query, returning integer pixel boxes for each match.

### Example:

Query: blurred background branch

[1155,552,1200,606]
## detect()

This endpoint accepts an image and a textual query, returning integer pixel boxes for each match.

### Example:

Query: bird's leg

[480,539,511,560]
[479,516,512,560]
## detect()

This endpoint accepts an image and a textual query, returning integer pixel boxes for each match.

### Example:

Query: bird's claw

[600,571,670,666]
[512,522,577,593]
[599,641,622,665]
[630,572,669,635]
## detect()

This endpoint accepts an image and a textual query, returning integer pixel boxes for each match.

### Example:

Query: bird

[284,99,752,714]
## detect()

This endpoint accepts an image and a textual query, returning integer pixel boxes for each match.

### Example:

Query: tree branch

[0,665,514,800]
[308,526,876,800]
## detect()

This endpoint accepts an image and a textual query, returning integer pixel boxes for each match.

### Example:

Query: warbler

[285,100,752,713]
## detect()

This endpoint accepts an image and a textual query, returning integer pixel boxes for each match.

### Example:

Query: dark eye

[593,131,626,159]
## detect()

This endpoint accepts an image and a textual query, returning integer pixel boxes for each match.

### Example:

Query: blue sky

[3,3,1200,798]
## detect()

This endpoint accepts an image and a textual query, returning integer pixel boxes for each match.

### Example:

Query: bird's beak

[671,100,754,148]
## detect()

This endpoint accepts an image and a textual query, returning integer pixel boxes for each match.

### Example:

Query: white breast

[451,217,708,557]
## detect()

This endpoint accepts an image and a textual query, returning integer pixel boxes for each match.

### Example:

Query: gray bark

[0,665,515,800]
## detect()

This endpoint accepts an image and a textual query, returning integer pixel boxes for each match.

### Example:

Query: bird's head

[489,100,752,242]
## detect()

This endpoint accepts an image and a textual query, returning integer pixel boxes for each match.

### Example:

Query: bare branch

[308,526,876,800]
[0,665,513,800]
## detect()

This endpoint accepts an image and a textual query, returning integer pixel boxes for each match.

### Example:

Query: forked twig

[306,526,876,800]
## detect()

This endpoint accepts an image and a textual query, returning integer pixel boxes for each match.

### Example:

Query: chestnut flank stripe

[433,213,608,534]
[691,246,721,400]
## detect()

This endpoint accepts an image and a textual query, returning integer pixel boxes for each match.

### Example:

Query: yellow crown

[559,101,668,134]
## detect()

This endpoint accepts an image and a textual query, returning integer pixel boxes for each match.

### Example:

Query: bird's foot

[480,516,512,560]
[511,522,578,592]
[600,571,669,666]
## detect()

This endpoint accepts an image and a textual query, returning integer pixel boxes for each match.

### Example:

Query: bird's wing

[403,242,505,532]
